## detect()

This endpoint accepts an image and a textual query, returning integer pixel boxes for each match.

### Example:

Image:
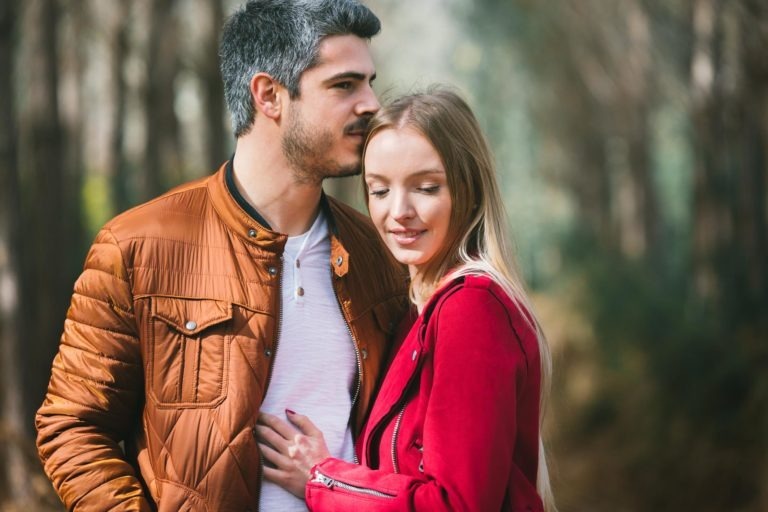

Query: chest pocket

[149,297,232,408]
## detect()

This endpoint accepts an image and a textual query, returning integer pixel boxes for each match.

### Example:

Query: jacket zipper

[312,470,395,498]
[331,266,363,465]
[390,404,406,474]
[263,260,284,395]
[365,344,422,466]
[258,260,284,510]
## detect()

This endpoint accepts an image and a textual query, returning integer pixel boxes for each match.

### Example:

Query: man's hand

[255,410,332,498]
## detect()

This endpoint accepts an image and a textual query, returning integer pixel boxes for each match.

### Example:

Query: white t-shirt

[258,211,357,511]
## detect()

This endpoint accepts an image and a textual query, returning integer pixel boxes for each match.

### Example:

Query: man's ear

[250,73,283,120]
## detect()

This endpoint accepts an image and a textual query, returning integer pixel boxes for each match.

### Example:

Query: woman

[256,88,555,511]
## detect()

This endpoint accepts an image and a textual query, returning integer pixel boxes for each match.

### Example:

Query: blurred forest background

[1,0,767,510]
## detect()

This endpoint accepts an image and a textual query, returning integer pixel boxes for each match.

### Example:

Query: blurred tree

[17,0,80,429]
[0,0,32,504]
[690,0,768,306]
[143,0,181,200]
[198,0,228,171]
[466,0,768,510]
[106,1,132,213]
[59,0,88,306]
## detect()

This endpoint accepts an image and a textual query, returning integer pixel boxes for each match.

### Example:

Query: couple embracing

[35,1,555,511]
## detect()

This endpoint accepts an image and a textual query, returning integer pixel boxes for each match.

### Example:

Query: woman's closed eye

[417,184,441,195]
[368,187,389,198]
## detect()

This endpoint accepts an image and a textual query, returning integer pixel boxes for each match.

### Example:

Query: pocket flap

[152,297,233,335]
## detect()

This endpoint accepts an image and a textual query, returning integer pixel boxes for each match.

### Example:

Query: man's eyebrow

[322,71,377,85]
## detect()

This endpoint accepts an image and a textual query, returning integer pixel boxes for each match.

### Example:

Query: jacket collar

[207,159,348,276]
[224,158,272,230]
[207,160,287,254]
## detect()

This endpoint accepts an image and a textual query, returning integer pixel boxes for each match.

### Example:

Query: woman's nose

[391,192,415,221]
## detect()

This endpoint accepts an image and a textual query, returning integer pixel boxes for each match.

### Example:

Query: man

[35,1,408,510]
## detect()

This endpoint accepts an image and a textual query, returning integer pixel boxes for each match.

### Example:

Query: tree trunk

[690,0,725,301]
[620,0,659,262]
[143,0,181,200]
[201,0,228,172]
[0,0,32,504]
[60,0,87,295]
[736,0,768,300]
[107,1,132,213]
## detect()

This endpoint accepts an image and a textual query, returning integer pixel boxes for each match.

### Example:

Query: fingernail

[285,408,296,415]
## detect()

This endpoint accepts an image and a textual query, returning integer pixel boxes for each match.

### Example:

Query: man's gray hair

[220,0,381,138]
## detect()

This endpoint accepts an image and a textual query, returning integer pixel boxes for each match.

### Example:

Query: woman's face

[364,127,452,278]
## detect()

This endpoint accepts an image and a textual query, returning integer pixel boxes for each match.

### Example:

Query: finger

[258,442,292,470]
[259,411,299,440]
[261,465,287,485]
[254,424,290,453]
[285,410,323,437]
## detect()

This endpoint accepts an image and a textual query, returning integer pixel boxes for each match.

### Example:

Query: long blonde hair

[362,87,556,511]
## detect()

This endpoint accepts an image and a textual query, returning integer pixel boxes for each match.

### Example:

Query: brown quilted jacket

[35,163,408,511]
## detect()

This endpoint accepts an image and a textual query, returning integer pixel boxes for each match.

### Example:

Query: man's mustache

[344,116,373,136]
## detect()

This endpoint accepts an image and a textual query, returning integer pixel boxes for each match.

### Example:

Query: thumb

[285,409,322,437]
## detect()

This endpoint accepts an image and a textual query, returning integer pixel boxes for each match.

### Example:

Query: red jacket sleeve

[306,285,537,511]
[35,228,151,511]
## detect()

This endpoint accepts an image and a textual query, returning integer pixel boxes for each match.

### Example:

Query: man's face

[281,34,379,184]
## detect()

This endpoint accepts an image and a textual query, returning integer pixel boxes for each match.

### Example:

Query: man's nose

[355,83,380,116]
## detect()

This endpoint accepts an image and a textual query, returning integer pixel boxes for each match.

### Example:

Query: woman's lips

[389,229,426,245]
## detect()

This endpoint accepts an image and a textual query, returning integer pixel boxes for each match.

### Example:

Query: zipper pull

[312,470,335,489]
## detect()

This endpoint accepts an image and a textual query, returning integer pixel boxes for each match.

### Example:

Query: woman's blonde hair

[362,87,556,512]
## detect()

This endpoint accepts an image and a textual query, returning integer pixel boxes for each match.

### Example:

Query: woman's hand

[255,410,332,498]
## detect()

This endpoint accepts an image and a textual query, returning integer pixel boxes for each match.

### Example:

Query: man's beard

[281,107,364,185]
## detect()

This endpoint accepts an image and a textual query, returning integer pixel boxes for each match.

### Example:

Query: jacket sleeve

[305,287,538,511]
[35,228,152,511]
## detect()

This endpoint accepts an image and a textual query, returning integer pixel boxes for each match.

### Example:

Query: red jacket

[305,275,544,511]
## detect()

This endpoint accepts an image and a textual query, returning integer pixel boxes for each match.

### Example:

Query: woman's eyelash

[367,184,440,196]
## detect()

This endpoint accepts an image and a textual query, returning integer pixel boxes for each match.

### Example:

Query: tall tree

[0,0,32,503]
[59,0,88,298]
[143,0,181,199]
[106,1,132,213]
[18,0,72,424]
[200,0,228,172]
[690,0,768,304]
[689,0,726,301]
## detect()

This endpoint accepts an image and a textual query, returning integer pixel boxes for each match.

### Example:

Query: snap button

[296,287,305,297]
[335,256,343,266]
[264,348,272,357]
[251,426,257,437]
[247,228,257,238]
[185,320,197,330]
[361,348,368,360]
[296,259,301,268]
[267,266,277,276]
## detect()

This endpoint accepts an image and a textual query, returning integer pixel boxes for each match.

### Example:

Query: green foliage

[82,172,112,239]
[562,233,768,510]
